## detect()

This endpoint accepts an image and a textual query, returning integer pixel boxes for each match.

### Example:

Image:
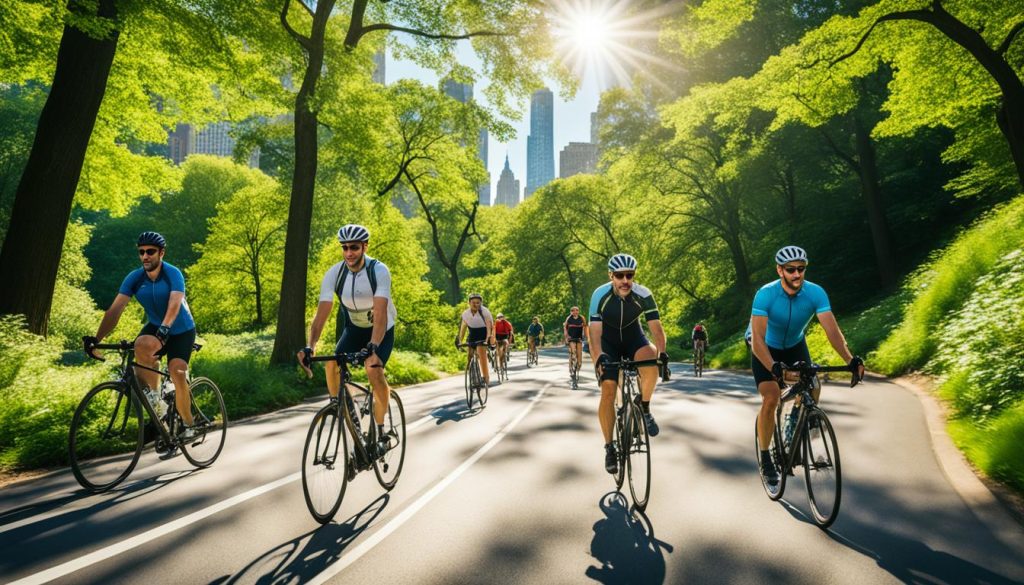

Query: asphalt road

[2,348,1022,584]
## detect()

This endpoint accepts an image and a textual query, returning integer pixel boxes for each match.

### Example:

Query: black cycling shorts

[496,333,510,342]
[467,326,488,345]
[598,333,653,382]
[750,338,810,386]
[138,323,196,363]
[336,325,395,367]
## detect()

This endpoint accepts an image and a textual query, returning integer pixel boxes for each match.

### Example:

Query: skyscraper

[526,87,554,197]
[591,111,598,145]
[372,48,386,84]
[495,155,520,207]
[443,79,490,205]
[559,142,598,178]
[167,121,259,167]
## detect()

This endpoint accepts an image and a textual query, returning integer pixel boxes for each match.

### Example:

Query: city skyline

[526,87,554,197]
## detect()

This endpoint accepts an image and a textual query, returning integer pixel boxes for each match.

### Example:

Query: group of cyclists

[82,224,864,494]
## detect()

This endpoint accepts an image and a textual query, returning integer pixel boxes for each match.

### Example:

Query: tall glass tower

[526,87,554,197]
[443,79,490,205]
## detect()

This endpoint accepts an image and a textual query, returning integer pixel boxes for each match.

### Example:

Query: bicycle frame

[307,352,378,470]
[776,364,851,471]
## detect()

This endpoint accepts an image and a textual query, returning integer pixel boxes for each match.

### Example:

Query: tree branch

[357,22,506,45]
[280,0,312,50]
[831,9,933,66]
[998,20,1024,55]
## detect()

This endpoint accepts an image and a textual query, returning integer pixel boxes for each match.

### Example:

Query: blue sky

[385,40,602,203]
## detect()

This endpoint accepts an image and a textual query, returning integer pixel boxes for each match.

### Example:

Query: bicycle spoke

[627,400,652,511]
[70,383,145,492]
[804,409,842,527]
[302,404,348,524]
[373,391,407,490]
[179,377,227,468]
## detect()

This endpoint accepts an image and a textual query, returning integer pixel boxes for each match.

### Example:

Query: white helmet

[607,253,637,272]
[337,224,370,243]
[775,245,807,265]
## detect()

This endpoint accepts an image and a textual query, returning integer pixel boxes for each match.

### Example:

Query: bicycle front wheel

[69,382,145,492]
[626,401,652,511]
[477,362,489,407]
[464,359,475,410]
[302,403,348,524]
[803,408,842,528]
[373,391,407,490]
[612,405,626,490]
[180,377,227,468]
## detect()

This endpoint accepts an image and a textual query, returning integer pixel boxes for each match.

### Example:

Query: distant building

[372,48,386,84]
[591,111,598,145]
[167,121,259,168]
[494,155,520,207]
[443,79,490,205]
[526,87,554,197]
[559,142,598,178]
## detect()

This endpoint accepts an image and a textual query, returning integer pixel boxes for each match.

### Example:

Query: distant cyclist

[456,293,495,387]
[527,317,544,355]
[589,253,669,475]
[691,323,708,357]
[298,224,397,457]
[494,313,515,368]
[85,231,198,439]
[563,306,588,372]
[747,246,864,487]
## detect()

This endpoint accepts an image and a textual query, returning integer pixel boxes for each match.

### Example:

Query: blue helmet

[775,245,808,265]
[607,253,637,272]
[137,231,166,249]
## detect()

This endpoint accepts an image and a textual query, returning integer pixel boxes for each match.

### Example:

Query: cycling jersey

[527,323,544,337]
[744,279,831,349]
[461,307,493,329]
[565,315,585,340]
[692,326,707,341]
[495,319,513,336]
[318,256,397,329]
[118,262,195,334]
[589,282,659,333]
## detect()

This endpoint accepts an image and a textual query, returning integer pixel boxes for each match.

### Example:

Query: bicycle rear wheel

[373,391,407,490]
[755,413,787,500]
[612,405,626,490]
[179,377,227,468]
[626,400,652,511]
[464,358,475,410]
[803,408,842,528]
[302,403,348,524]
[69,382,145,492]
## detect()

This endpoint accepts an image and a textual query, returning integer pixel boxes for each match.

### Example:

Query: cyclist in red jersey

[494,313,515,368]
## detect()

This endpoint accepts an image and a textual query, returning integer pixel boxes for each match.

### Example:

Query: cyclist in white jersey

[456,293,495,388]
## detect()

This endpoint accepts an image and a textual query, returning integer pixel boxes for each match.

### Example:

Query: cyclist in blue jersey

[589,253,669,475]
[747,246,864,486]
[84,232,199,439]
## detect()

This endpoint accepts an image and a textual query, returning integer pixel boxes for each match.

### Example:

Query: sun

[550,0,678,90]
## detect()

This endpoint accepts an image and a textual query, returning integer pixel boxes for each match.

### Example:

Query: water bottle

[144,387,164,418]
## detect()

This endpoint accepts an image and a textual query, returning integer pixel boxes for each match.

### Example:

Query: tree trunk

[270,0,334,365]
[252,251,263,326]
[853,114,898,289]
[0,0,119,334]
[996,96,1024,189]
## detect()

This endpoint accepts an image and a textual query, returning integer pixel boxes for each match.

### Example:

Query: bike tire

[69,382,145,493]
[755,414,787,500]
[302,402,348,524]
[803,408,842,528]
[179,377,227,468]
[465,357,475,410]
[478,362,489,407]
[627,400,652,512]
[373,391,407,490]
[613,405,626,490]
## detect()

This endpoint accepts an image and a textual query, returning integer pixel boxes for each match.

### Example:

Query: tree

[270,0,561,364]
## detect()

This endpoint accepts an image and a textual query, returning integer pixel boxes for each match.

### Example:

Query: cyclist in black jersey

[588,254,669,475]
[563,306,588,375]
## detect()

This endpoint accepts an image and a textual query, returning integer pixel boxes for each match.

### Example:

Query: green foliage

[188,172,287,331]
[948,405,1024,494]
[874,196,1024,374]
[708,335,749,369]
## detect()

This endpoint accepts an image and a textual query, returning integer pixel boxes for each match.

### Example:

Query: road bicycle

[300,351,407,524]
[606,357,666,512]
[527,339,539,367]
[488,343,507,383]
[693,341,705,377]
[70,340,226,492]
[755,362,855,528]
[567,340,582,389]
[459,341,489,409]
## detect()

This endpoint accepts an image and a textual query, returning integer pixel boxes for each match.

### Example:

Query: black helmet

[137,231,166,249]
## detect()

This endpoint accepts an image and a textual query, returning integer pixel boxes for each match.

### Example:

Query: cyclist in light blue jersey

[85,231,199,439]
[747,246,864,486]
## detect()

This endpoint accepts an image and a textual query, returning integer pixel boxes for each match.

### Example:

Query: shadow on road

[430,401,482,425]
[585,492,673,584]
[213,493,390,585]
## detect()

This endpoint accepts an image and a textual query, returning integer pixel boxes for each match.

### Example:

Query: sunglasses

[612,272,635,281]
[341,243,363,252]
[783,265,807,274]
[138,248,160,257]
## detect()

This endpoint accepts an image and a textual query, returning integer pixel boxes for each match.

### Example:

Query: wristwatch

[366,342,378,355]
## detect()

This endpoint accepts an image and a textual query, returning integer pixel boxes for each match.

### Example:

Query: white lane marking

[306,383,551,585]
[8,473,301,585]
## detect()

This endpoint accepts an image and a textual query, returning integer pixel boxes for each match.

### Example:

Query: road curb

[889,376,1024,555]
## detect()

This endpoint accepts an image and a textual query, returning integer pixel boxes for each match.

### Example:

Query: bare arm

[96,294,131,341]
[457,321,467,344]
[589,322,603,364]
[751,315,775,371]
[370,297,388,346]
[306,301,334,352]
[816,311,853,363]
[162,291,185,328]
[647,319,666,354]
